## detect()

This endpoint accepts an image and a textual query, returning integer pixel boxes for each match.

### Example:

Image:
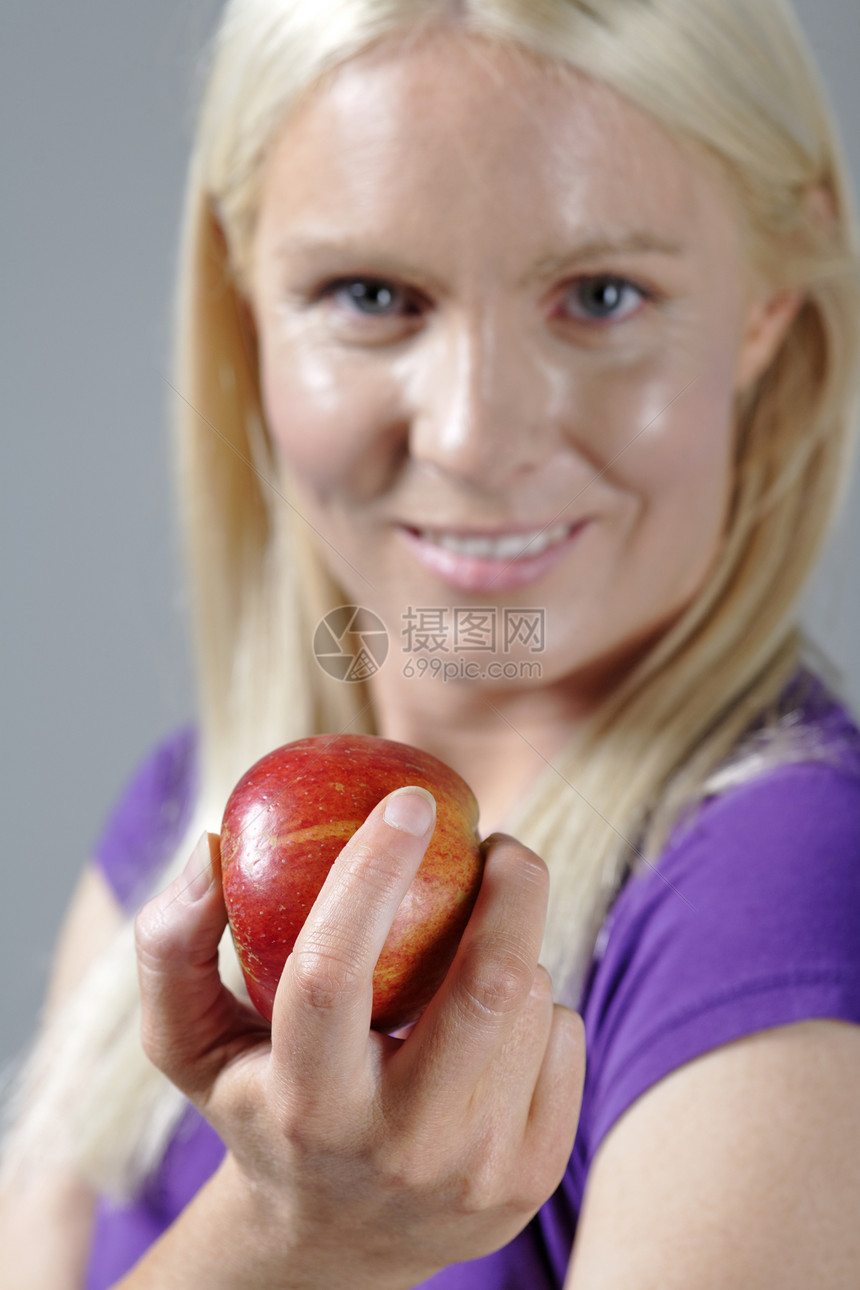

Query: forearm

[0,1170,95,1290]
[116,1154,415,1290]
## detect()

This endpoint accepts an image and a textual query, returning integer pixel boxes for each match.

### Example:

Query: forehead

[254,31,738,272]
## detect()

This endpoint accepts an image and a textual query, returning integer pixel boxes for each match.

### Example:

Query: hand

[134,787,585,1289]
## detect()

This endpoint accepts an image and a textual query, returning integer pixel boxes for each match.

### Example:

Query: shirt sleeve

[580,757,860,1172]
[92,726,198,913]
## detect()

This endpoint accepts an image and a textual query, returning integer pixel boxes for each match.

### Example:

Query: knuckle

[516,850,550,891]
[373,1136,438,1196]
[508,852,550,911]
[133,903,166,969]
[486,838,548,889]
[343,837,409,897]
[134,896,198,973]
[454,1152,537,1221]
[288,944,365,1012]
[455,1152,546,1221]
[266,1084,331,1152]
[455,1161,499,1217]
[266,1073,371,1166]
[456,937,533,1021]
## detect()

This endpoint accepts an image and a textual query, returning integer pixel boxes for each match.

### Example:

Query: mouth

[404,521,574,560]
[397,520,587,593]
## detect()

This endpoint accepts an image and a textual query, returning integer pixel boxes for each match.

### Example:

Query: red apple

[220,733,483,1032]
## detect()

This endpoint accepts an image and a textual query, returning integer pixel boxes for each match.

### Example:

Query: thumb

[134,832,265,1103]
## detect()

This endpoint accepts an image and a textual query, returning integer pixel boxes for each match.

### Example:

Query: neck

[368,669,596,838]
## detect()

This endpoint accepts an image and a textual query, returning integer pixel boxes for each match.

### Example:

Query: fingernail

[181,831,214,902]
[383,787,436,836]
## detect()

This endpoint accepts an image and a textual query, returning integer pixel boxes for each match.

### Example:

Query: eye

[563,275,648,323]
[322,277,420,318]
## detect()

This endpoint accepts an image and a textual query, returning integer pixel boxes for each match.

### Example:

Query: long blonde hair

[4,0,859,1197]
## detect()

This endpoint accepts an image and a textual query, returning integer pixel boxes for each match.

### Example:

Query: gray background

[2,1,858,1073]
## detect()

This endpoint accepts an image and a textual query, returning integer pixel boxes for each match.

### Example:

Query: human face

[248,31,795,695]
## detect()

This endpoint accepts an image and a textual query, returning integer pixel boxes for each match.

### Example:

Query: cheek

[601,348,738,608]
[636,384,737,585]
[610,302,741,509]
[258,339,401,500]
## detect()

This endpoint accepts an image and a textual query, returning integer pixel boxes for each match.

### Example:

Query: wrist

[207,1154,420,1290]
[115,1153,306,1290]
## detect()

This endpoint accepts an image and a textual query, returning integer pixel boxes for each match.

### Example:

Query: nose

[406,311,566,488]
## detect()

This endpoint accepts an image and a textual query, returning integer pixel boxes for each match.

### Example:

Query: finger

[487,963,556,1103]
[404,834,549,1102]
[521,1004,585,1200]
[135,832,266,1106]
[272,787,436,1102]
[462,967,567,1213]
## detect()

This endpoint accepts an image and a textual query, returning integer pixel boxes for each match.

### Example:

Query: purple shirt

[85,673,860,1289]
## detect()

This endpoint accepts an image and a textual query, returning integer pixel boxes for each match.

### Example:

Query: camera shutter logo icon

[313,606,389,681]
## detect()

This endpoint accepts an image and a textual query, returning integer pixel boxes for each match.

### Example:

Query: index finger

[271,786,436,1100]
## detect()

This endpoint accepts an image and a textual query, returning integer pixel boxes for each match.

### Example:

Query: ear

[735,285,805,393]
[734,181,835,394]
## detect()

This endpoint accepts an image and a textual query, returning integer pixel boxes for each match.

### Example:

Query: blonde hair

[4,0,859,1197]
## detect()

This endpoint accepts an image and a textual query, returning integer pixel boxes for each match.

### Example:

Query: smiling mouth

[405,521,575,561]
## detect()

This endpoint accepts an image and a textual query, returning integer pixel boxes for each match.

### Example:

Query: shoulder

[628,744,860,959]
[579,678,860,1169]
[92,726,199,913]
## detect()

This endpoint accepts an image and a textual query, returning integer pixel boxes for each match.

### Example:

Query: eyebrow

[528,232,686,280]
[276,237,408,265]
[273,230,686,287]
[273,237,448,295]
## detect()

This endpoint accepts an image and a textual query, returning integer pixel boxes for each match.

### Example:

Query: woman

[2,0,860,1285]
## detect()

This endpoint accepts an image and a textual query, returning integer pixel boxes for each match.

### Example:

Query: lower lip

[397,522,588,593]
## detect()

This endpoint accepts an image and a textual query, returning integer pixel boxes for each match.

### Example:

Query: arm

[123,793,585,1288]
[0,866,125,1290]
[564,752,860,1288]
[565,1017,860,1288]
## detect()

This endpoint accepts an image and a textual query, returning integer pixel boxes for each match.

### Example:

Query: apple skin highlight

[220,734,484,1032]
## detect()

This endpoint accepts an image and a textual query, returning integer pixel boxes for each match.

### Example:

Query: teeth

[419,522,571,559]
